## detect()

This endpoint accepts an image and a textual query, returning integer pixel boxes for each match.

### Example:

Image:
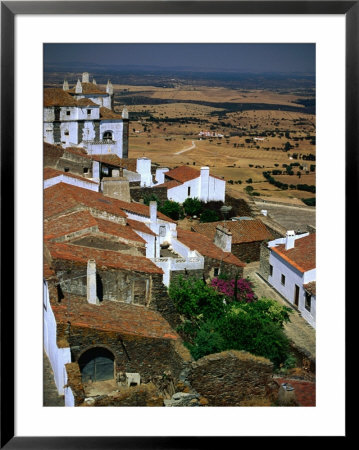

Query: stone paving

[43,351,65,407]
[253,199,316,231]
[243,262,316,360]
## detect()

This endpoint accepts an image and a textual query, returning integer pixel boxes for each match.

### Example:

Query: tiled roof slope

[155,180,182,190]
[177,228,245,268]
[304,281,316,296]
[191,219,274,244]
[165,166,201,183]
[126,218,156,236]
[44,210,146,244]
[91,155,138,173]
[69,82,107,95]
[44,183,127,220]
[43,167,98,184]
[43,142,91,160]
[52,296,178,340]
[100,107,122,119]
[47,242,163,274]
[44,88,78,107]
[271,233,316,273]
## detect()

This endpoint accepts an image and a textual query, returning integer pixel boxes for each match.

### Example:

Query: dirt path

[243,262,316,360]
[174,140,196,155]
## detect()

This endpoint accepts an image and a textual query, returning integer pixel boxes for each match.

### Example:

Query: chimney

[200,166,210,202]
[75,79,82,94]
[214,225,232,252]
[106,80,113,95]
[122,107,129,119]
[92,78,97,85]
[82,72,89,83]
[149,201,157,224]
[285,230,296,250]
[63,80,69,91]
[87,259,99,305]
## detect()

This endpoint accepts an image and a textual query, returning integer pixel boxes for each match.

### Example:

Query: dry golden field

[114,83,316,204]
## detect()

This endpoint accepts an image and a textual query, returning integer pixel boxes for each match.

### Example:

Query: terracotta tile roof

[304,281,316,296]
[118,158,138,172]
[155,180,182,189]
[165,166,201,183]
[100,107,122,119]
[117,200,177,224]
[91,154,124,167]
[271,233,316,273]
[43,142,92,160]
[76,98,99,107]
[47,242,163,274]
[126,218,157,236]
[69,82,106,95]
[43,167,98,185]
[44,88,78,107]
[51,296,178,340]
[44,183,127,220]
[166,166,224,183]
[176,228,245,268]
[44,210,146,245]
[191,219,274,244]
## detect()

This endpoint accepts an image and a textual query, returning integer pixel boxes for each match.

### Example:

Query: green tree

[143,193,160,206]
[158,200,183,220]
[183,197,202,216]
[199,209,220,223]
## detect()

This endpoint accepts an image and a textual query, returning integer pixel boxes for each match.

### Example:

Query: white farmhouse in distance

[155,165,226,203]
[266,231,316,328]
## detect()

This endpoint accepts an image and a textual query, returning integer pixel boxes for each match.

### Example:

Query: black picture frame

[1,1,352,447]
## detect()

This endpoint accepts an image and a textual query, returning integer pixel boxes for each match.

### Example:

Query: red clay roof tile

[44,167,98,185]
[271,233,316,273]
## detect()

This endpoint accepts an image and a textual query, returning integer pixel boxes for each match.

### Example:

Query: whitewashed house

[44,167,99,192]
[266,231,316,328]
[155,165,225,203]
[43,72,129,158]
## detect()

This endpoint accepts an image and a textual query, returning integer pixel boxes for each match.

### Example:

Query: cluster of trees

[263,171,316,193]
[143,195,220,222]
[169,275,293,367]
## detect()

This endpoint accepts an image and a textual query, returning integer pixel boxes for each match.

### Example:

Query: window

[64,167,69,173]
[83,168,89,174]
[214,268,220,277]
[64,130,69,136]
[305,292,311,312]
[281,274,286,286]
[188,186,191,197]
[66,110,70,116]
[87,109,91,116]
[269,264,273,277]
[103,131,113,141]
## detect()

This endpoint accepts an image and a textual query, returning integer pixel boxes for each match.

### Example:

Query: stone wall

[65,362,85,406]
[91,383,164,407]
[259,241,271,280]
[102,177,131,202]
[130,185,168,203]
[232,241,262,263]
[187,350,278,406]
[204,257,244,280]
[63,325,190,384]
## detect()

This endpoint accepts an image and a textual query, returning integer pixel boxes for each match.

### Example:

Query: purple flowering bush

[210,277,256,303]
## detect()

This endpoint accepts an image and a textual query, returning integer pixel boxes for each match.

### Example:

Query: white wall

[166,175,225,203]
[44,174,99,192]
[43,280,72,395]
[207,177,225,202]
[268,252,316,328]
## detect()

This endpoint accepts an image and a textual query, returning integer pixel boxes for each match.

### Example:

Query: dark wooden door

[294,284,300,307]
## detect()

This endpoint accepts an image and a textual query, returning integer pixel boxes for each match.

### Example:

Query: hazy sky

[44,43,315,74]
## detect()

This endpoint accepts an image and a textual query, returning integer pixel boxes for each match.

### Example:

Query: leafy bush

[158,200,183,220]
[183,197,202,216]
[143,193,160,206]
[301,197,316,206]
[200,209,219,223]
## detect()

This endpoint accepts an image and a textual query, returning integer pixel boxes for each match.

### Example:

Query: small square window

[64,168,69,173]
[214,268,220,277]
[64,130,69,136]
[87,109,91,115]
[66,110,70,116]
[83,168,89,174]
[281,274,286,286]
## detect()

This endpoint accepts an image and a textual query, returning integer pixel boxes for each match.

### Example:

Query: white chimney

[106,80,113,95]
[92,78,97,85]
[261,209,268,216]
[87,259,99,305]
[214,225,232,252]
[75,79,82,94]
[200,166,210,202]
[122,107,129,119]
[82,72,89,83]
[285,230,296,250]
[63,79,69,91]
[155,167,169,184]
[149,201,157,224]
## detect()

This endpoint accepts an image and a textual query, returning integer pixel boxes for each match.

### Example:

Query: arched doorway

[103,131,113,142]
[78,347,115,383]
